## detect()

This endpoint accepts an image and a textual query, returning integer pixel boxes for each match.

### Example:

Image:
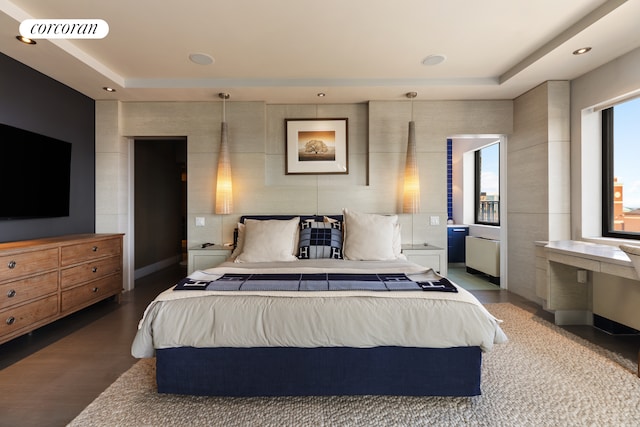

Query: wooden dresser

[0,234,123,345]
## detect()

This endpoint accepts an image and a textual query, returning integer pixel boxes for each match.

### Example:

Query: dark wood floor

[0,264,638,427]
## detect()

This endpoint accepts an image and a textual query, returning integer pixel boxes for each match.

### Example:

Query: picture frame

[285,118,348,174]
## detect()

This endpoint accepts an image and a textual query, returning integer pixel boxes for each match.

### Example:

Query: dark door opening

[134,137,187,278]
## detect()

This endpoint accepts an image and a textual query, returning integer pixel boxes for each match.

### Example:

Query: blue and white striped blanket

[175,273,457,292]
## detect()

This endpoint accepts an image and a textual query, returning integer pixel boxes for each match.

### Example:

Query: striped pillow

[298,221,343,259]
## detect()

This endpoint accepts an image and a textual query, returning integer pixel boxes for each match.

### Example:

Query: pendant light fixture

[403,92,420,213]
[215,93,233,214]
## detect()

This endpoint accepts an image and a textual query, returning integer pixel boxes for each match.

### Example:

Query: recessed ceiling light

[16,35,36,45]
[103,86,116,92]
[573,47,592,55]
[422,54,446,66]
[317,92,326,97]
[189,53,214,65]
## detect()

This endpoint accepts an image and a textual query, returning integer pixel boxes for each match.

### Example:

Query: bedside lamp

[403,92,420,214]
[215,93,233,214]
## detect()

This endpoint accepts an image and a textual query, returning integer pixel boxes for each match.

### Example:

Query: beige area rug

[69,304,640,426]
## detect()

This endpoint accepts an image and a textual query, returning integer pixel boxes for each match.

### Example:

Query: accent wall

[0,53,95,242]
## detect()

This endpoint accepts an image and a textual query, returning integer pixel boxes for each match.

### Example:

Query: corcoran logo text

[19,19,109,39]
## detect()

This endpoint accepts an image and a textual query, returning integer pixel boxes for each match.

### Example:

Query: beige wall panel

[399,213,447,248]
[367,152,404,213]
[412,101,513,141]
[185,134,215,155]
[317,104,369,155]
[237,158,318,215]
[507,143,549,213]
[95,153,121,215]
[266,105,317,155]
[265,154,317,186]
[225,101,266,153]
[420,152,447,212]
[187,214,222,248]
[507,212,549,302]
[95,214,119,233]
[512,86,549,152]
[327,152,368,186]
[547,81,571,142]
[319,186,387,215]
[266,155,367,187]
[548,140,571,215]
[121,102,217,141]
[95,101,120,152]
[368,101,411,154]
[187,151,215,213]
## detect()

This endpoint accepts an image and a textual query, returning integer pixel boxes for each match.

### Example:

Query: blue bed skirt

[156,346,482,397]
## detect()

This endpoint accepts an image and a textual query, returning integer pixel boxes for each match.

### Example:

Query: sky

[480,143,499,197]
[614,97,640,209]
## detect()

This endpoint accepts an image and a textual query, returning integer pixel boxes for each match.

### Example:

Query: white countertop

[544,240,632,266]
[401,244,443,251]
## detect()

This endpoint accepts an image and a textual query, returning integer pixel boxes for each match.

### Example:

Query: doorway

[133,137,187,279]
[448,135,507,289]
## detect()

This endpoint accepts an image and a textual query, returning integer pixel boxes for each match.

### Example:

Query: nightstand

[402,244,447,276]
[187,245,232,274]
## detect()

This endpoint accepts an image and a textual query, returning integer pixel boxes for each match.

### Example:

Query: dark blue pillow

[298,221,343,259]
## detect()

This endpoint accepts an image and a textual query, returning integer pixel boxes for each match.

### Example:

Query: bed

[132,211,507,397]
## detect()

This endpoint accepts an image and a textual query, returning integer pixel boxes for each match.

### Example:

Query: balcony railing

[478,200,499,224]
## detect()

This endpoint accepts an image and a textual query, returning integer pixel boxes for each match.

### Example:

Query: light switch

[195,217,205,227]
[430,216,440,226]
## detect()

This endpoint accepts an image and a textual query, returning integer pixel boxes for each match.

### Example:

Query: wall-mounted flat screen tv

[0,123,72,220]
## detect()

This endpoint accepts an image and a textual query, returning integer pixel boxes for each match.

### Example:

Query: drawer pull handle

[92,287,99,293]
[7,260,16,269]
[92,246,98,252]
[6,316,15,325]
[7,289,16,298]
[92,267,98,273]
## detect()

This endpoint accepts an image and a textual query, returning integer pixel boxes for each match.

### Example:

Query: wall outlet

[429,216,440,226]
[577,269,587,284]
[195,217,205,227]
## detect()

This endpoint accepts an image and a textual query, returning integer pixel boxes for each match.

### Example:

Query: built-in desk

[537,240,640,328]
[538,240,640,377]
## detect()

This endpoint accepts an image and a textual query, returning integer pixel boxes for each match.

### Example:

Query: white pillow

[342,209,398,260]
[234,217,300,263]
[392,223,405,259]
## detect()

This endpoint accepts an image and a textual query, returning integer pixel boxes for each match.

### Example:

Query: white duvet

[132,259,507,358]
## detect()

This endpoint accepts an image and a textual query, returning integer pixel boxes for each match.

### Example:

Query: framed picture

[285,118,348,174]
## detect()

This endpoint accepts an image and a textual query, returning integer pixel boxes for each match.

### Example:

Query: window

[475,143,500,225]
[602,97,640,238]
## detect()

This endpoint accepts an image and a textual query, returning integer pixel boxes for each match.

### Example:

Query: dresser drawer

[0,271,58,311]
[61,274,122,312]
[60,256,121,289]
[61,238,121,266]
[0,248,59,282]
[0,294,58,338]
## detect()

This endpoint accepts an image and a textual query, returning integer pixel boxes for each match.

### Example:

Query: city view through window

[477,143,499,225]
[612,97,640,233]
